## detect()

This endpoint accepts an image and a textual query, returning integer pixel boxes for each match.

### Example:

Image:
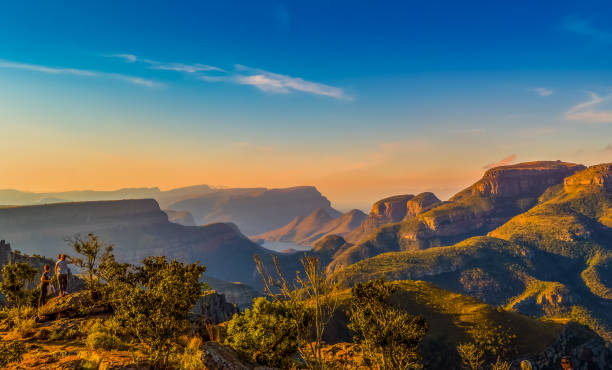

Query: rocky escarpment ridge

[344,192,441,243]
[564,162,612,192]
[473,161,586,198]
[327,161,586,272]
[420,161,586,237]
[255,208,367,246]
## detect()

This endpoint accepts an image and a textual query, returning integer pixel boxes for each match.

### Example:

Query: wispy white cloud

[233,65,352,100]
[562,17,612,42]
[565,92,612,123]
[533,87,553,96]
[483,154,516,169]
[145,61,224,73]
[108,54,224,73]
[106,54,351,99]
[110,53,137,63]
[0,59,159,87]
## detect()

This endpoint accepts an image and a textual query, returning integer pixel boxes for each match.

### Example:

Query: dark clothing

[59,274,68,293]
[38,272,51,307]
[39,283,48,307]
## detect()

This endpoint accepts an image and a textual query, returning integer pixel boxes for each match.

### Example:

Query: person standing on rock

[55,254,73,298]
[38,264,52,308]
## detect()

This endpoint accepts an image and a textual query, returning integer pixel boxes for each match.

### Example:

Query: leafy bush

[0,341,25,367]
[68,233,114,292]
[105,256,207,369]
[254,254,341,368]
[0,262,38,307]
[470,321,517,361]
[348,279,428,370]
[85,318,127,350]
[225,297,300,368]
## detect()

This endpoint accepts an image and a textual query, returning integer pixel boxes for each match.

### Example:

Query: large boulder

[190,291,239,325]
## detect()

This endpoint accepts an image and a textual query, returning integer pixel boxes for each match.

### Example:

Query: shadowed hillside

[0,199,274,285]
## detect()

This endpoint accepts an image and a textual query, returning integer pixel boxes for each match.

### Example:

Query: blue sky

[1,1,611,209]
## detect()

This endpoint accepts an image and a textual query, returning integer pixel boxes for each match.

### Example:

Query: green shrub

[106,256,207,369]
[348,279,428,370]
[0,341,25,367]
[470,321,517,361]
[225,297,300,368]
[85,318,126,350]
[178,336,205,370]
[0,262,37,308]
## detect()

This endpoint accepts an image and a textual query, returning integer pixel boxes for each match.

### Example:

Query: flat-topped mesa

[0,199,168,228]
[468,161,586,199]
[564,163,612,192]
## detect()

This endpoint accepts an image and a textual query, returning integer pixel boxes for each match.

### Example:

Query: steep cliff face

[405,192,441,219]
[344,193,440,244]
[469,161,586,198]
[329,161,586,272]
[371,194,415,220]
[168,186,341,235]
[255,208,367,246]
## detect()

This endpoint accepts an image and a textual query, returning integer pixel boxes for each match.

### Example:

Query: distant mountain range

[166,186,341,235]
[0,185,340,235]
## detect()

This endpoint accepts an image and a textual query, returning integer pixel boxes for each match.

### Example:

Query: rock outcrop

[345,193,441,244]
[254,208,367,247]
[471,161,585,198]
[564,162,612,192]
[202,276,262,310]
[190,291,239,325]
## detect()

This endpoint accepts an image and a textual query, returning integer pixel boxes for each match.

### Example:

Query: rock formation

[328,161,586,272]
[254,208,366,246]
[344,192,441,244]
[190,291,239,325]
